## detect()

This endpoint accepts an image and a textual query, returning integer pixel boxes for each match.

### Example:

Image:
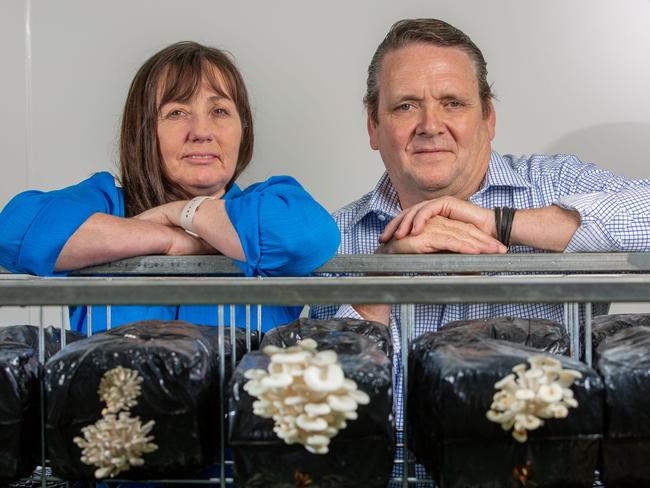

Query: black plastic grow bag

[0,342,40,482]
[44,320,250,480]
[597,325,650,488]
[409,334,603,488]
[229,321,393,488]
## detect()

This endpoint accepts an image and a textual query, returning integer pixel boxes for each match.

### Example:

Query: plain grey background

[2,0,650,325]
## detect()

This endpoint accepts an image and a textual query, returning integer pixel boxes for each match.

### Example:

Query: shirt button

[377,214,386,222]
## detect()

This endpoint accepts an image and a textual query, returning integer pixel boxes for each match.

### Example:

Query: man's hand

[379,195,580,252]
[380,196,497,242]
[379,214,506,254]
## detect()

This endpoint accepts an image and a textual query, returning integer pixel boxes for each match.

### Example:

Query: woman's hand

[380,196,497,243]
[134,201,219,255]
[136,199,245,261]
[163,225,217,255]
[133,201,186,227]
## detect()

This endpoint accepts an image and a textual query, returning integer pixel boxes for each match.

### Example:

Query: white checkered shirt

[310,150,650,437]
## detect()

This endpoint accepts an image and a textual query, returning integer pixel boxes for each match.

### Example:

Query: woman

[0,41,340,333]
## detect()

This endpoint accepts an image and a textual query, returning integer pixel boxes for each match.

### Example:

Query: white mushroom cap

[261,373,293,388]
[262,345,283,355]
[344,410,358,420]
[271,351,312,364]
[244,369,267,380]
[528,355,561,370]
[513,429,528,443]
[296,414,328,432]
[524,368,543,380]
[305,444,329,454]
[305,402,332,417]
[303,364,345,392]
[299,338,318,349]
[327,394,357,412]
[306,434,330,446]
[515,414,542,430]
[514,389,535,401]
[312,350,338,366]
[558,370,583,387]
[243,381,267,397]
[284,395,306,406]
[494,374,516,390]
[537,384,563,403]
[349,389,370,405]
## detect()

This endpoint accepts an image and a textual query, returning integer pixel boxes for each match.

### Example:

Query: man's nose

[187,114,214,143]
[416,106,445,136]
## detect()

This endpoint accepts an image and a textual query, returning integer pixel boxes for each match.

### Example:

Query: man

[310,17,650,331]
[309,19,650,480]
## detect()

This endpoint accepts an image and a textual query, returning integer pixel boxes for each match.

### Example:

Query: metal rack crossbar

[2,253,650,487]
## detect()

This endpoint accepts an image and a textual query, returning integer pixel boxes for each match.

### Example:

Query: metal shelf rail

[2,253,650,487]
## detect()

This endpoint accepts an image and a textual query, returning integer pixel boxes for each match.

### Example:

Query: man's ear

[367,112,379,150]
[486,99,496,141]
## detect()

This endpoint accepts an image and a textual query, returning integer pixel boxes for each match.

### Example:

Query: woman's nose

[188,114,214,142]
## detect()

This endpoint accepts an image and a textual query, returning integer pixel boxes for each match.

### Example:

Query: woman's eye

[212,107,229,117]
[165,109,186,118]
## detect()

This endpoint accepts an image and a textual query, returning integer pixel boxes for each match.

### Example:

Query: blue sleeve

[0,172,121,276]
[224,176,340,276]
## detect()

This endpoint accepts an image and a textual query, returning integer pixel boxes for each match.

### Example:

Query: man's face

[368,43,496,208]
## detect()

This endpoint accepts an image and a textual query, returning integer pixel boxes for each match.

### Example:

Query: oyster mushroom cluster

[243,338,370,454]
[73,366,158,478]
[98,365,143,415]
[486,355,581,442]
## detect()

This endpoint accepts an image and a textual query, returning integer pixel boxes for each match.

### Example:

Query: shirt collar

[348,151,530,228]
[481,151,532,190]
[348,172,402,228]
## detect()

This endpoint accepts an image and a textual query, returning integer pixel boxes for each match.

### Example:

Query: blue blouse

[0,172,340,333]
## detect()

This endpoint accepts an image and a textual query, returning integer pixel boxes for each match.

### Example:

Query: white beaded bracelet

[180,196,214,237]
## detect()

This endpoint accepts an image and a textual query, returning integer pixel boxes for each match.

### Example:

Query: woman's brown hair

[119,41,254,216]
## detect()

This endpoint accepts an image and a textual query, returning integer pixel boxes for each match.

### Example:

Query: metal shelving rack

[2,252,650,487]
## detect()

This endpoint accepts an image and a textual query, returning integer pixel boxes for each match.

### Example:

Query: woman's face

[157,71,242,198]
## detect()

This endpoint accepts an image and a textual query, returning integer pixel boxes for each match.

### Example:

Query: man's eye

[396,103,413,112]
[447,100,463,108]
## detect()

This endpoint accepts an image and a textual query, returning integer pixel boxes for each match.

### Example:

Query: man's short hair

[364,18,494,123]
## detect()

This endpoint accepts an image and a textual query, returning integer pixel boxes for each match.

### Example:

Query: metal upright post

[400,303,415,487]
[230,306,237,377]
[87,306,93,337]
[38,306,46,488]
[245,304,251,352]
[218,305,226,486]
[584,303,593,367]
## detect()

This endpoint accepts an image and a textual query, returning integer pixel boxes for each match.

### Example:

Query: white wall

[2,0,650,324]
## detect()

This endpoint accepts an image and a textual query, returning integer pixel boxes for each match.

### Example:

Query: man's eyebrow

[391,94,424,103]
[438,94,469,102]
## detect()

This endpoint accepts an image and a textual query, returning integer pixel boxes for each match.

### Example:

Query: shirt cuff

[555,194,621,252]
